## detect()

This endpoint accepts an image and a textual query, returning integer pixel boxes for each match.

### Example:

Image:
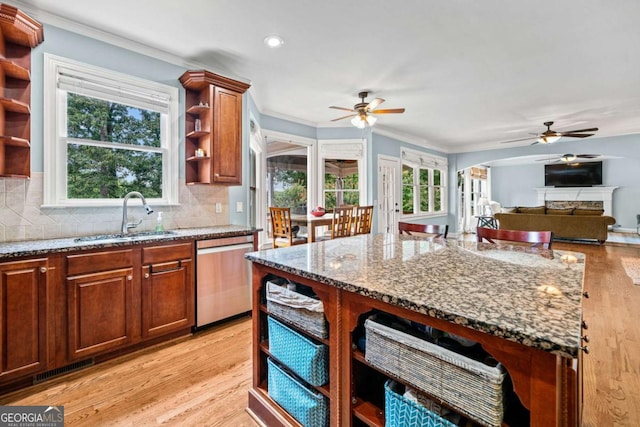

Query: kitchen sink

[74,230,177,243]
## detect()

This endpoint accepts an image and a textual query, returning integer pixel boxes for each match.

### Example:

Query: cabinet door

[67,267,136,360]
[212,86,242,185]
[141,258,194,339]
[0,258,48,381]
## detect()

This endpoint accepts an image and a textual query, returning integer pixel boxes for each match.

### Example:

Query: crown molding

[372,126,449,153]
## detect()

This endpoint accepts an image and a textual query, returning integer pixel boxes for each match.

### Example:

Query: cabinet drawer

[66,249,134,276]
[142,242,192,264]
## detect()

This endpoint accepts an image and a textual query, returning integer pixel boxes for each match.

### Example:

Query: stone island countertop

[0,225,257,260]
[245,233,586,357]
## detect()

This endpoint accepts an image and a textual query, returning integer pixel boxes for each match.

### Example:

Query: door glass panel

[323,159,359,210]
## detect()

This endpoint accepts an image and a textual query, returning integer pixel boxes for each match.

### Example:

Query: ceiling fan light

[538,135,562,144]
[561,154,576,162]
[351,113,376,128]
[351,115,366,128]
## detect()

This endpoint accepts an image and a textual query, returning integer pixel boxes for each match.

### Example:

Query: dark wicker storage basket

[266,280,328,340]
[365,318,506,427]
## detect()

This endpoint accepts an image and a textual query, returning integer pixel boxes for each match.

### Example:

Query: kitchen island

[246,233,586,427]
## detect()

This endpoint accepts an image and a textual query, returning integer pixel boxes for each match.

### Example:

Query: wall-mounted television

[544,161,603,187]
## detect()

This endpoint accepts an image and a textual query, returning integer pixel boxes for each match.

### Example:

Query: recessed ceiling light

[263,35,284,48]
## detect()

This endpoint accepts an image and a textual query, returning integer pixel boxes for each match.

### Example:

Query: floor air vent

[33,359,94,384]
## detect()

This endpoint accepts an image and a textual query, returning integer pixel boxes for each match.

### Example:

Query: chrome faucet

[121,191,154,234]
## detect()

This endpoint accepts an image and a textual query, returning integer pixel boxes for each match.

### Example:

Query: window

[401,149,447,216]
[43,54,179,206]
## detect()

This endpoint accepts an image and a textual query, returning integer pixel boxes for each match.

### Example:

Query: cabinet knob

[39,266,47,273]
[582,320,588,330]
[582,335,590,343]
[144,273,150,279]
[127,275,133,281]
[583,291,590,299]
[581,346,590,354]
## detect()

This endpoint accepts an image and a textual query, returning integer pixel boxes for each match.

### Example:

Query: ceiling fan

[500,121,598,145]
[536,153,600,163]
[329,91,405,128]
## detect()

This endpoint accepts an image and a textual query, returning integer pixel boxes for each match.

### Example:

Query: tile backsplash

[0,173,230,243]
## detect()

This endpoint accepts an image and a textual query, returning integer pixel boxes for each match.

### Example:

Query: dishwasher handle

[197,243,255,255]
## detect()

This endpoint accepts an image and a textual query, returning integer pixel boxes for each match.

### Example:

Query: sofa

[494,206,616,243]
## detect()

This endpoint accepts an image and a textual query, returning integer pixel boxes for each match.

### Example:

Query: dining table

[290,213,333,243]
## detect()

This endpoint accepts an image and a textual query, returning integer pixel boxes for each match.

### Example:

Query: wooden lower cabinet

[141,243,194,339]
[0,258,48,381]
[66,249,137,360]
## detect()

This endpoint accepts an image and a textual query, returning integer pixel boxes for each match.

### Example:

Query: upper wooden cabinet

[179,70,250,186]
[0,4,43,178]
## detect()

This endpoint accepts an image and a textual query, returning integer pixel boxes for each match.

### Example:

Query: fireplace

[535,187,618,216]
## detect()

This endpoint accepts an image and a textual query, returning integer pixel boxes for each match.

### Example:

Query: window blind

[57,67,171,114]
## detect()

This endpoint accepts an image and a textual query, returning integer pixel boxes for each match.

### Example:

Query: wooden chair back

[330,206,356,239]
[353,205,374,235]
[270,207,306,248]
[476,227,553,249]
[398,222,449,239]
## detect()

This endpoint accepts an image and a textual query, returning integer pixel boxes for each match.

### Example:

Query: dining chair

[353,205,374,235]
[398,222,449,239]
[330,206,356,239]
[270,207,307,248]
[476,226,553,249]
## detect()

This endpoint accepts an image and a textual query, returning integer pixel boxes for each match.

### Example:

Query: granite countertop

[0,225,257,260]
[245,234,586,357]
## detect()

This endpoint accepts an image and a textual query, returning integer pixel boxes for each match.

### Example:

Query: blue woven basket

[268,358,328,427]
[268,316,328,386]
[385,380,457,427]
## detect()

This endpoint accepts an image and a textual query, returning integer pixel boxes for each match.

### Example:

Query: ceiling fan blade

[331,113,357,122]
[329,106,355,112]
[576,154,599,158]
[371,108,406,114]
[560,127,598,134]
[366,98,385,111]
[562,133,594,138]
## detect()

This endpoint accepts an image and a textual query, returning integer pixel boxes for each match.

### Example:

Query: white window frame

[317,139,367,208]
[43,54,179,207]
[401,148,448,218]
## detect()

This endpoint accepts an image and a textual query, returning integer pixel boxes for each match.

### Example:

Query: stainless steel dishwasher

[195,235,254,328]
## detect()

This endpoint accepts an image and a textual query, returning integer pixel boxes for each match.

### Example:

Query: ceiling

[15,0,640,153]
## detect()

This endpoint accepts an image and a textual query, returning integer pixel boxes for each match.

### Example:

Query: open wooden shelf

[185,130,209,139]
[186,155,211,162]
[0,135,29,148]
[0,97,29,114]
[186,104,210,115]
[352,399,384,427]
[0,58,29,80]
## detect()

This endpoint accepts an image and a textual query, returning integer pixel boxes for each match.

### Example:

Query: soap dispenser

[155,212,164,232]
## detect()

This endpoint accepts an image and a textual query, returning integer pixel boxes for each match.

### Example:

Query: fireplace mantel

[535,186,618,216]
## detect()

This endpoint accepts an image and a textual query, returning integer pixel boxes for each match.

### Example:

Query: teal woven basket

[267,315,328,386]
[385,380,457,427]
[268,358,328,427]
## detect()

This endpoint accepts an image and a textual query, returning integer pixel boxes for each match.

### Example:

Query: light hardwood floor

[1,240,638,426]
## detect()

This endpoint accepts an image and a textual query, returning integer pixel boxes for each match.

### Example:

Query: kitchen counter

[246,233,585,357]
[246,233,587,426]
[0,225,257,260]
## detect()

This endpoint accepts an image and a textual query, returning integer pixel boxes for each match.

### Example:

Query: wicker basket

[267,357,329,427]
[266,280,328,340]
[385,380,458,427]
[365,318,506,427]
[268,316,329,386]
